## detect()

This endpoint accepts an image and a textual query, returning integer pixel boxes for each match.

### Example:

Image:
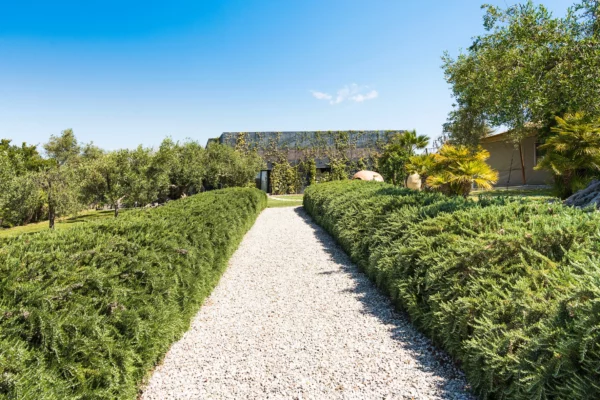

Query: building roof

[212,130,404,149]
[480,129,538,144]
[480,123,542,144]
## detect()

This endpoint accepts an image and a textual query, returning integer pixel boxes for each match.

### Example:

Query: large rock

[564,180,600,209]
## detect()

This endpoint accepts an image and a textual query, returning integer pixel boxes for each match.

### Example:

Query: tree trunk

[461,181,472,197]
[48,180,55,229]
[114,205,119,218]
[49,205,55,229]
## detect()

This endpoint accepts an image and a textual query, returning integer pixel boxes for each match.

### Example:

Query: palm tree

[426,144,498,197]
[392,130,430,156]
[535,113,600,198]
[406,154,436,185]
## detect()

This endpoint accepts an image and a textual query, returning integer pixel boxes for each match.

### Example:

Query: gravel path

[141,207,474,399]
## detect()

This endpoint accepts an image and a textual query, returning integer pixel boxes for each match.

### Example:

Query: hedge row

[304,181,600,400]
[0,188,267,399]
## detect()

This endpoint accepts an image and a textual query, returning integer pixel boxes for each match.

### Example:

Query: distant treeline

[0,130,264,228]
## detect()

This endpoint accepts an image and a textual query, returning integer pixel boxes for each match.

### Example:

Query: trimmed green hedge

[304,181,600,400]
[0,188,266,399]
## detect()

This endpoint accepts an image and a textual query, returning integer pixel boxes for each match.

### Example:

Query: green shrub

[304,180,600,400]
[0,188,266,399]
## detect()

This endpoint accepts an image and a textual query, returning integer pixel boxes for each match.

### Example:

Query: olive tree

[443,0,600,144]
[203,142,264,190]
[155,138,206,199]
[39,129,84,228]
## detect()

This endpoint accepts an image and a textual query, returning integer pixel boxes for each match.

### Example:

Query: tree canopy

[443,0,600,144]
[0,132,265,230]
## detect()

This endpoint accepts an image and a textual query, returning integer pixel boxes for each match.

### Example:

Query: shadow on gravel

[293,207,474,400]
[317,270,342,275]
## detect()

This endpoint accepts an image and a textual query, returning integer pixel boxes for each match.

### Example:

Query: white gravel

[141,206,474,399]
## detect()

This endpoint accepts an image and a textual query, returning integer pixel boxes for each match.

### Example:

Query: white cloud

[311,84,378,105]
[350,90,378,102]
[310,90,332,100]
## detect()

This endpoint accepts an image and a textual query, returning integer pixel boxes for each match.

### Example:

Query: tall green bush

[0,188,266,399]
[304,180,600,399]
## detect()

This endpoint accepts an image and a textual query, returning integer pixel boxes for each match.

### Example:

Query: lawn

[267,194,304,208]
[271,194,304,201]
[0,209,128,238]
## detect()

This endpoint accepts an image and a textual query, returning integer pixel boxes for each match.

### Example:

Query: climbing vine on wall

[222,130,398,193]
[299,158,316,186]
[271,156,300,195]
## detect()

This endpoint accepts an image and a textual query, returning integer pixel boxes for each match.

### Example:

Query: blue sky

[0,0,575,150]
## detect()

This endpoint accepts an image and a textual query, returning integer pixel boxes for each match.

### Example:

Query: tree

[203,142,264,190]
[377,131,429,185]
[0,141,48,227]
[0,132,267,230]
[40,129,83,228]
[81,142,104,161]
[535,113,600,197]
[426,144,498,197]
[394,130,429,156]
[82,146,172,217]
[129,145,170,206]
[36,167,81,228]
[443,1,600,144]
[44,129,80,166]
[377,144,409,186]
[156,138,206,199]
[80,151,127,216]
[442,109,496,147]
[2,174,45,226]
[0,139,50,174]
[0,150,15,226]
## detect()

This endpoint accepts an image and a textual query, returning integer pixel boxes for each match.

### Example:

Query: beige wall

[482,136,552,186]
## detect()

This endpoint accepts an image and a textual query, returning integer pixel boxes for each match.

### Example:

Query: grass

[267,194,304,208]
[271,194,304,201]
[267,199,303,208]
[0,209,129,238]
